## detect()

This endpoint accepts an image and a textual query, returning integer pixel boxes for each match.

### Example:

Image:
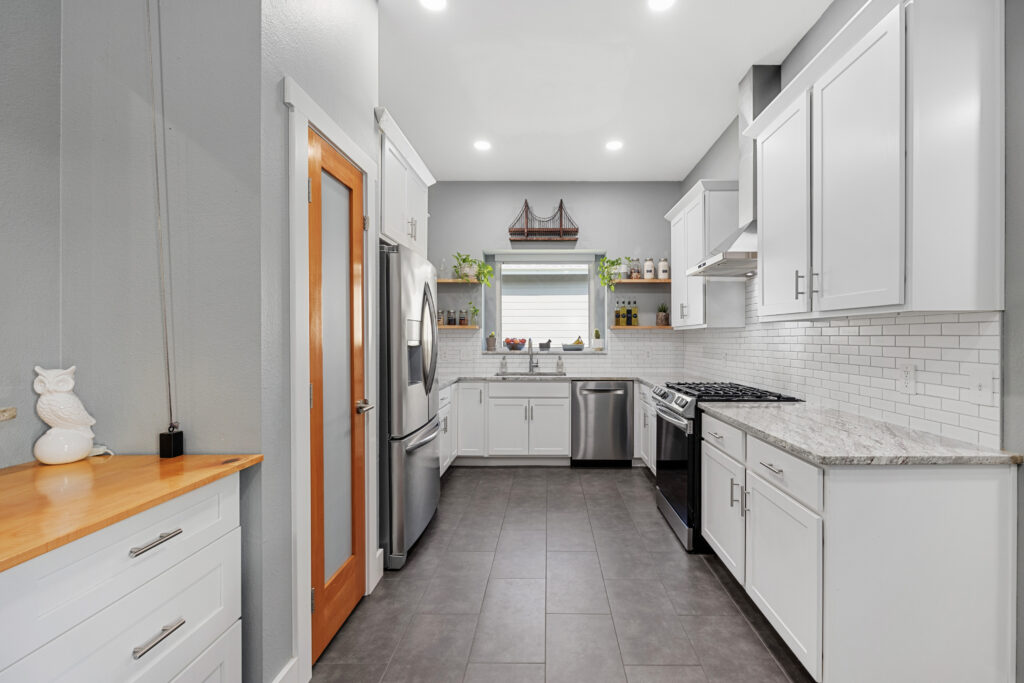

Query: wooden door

[757,90,812,317]
[812,5,904,312]
[308,128,366,662]
[701,443,746,583]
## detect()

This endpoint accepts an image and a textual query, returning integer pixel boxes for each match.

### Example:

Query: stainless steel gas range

[651,381,799,551]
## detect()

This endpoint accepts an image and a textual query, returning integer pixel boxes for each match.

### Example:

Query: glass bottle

[625,301,633,327]
[632,300,639,326]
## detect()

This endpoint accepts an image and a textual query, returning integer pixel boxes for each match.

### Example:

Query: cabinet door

[528,398,570,456]
[382,138,412,249]
[438,404,452,475]
[457,383,486,456]
[812,5,903,312]
[669,216,688,327]
[757,91,812,317]
[682,197,706,326]
[487,398,530,456]
[701,444,746,583]
[745,472,823,681]
[406,172,429,257]
[645,405,657,474]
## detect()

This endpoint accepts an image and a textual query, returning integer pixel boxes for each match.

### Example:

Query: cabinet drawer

[639,384,652,406]
[439,385,452,408]
[747,438,823,512]
[0,474,239,671]
[488,381,569,398]
[170,619,241,683]
[1,528,241,682]
[702,414,745,463]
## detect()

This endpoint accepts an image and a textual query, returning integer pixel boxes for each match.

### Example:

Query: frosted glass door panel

[321,170,353,579]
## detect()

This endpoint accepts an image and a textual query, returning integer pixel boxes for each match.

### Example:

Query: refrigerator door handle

[407,419,442,454]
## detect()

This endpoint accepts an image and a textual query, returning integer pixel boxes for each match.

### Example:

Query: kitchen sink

[493,371,567,378]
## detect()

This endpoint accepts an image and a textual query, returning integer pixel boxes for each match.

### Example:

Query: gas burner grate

[664,382,798,402]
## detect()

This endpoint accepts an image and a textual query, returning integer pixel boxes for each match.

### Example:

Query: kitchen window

[483,251,607,351]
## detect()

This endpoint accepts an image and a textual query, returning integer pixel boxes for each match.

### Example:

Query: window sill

[482,349,608,356]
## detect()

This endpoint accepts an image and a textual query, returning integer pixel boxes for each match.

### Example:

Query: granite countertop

[439,376,661,390]
[701,403,1021,467]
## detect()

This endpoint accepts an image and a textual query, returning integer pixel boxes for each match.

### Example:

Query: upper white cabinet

[378,109,435,257]
[665,181,746,330]
[812,6,903,311]
[748,0,1004,318]
[757,92,811,317]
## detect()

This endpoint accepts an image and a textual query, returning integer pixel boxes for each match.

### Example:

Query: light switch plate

[896,362,916,395]
[962,364,995,406]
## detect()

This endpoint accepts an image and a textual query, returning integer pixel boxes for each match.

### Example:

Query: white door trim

[284,76,383,683]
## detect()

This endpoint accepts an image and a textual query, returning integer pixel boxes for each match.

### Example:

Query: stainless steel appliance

[652,381,798,551]
[571,380,633,465]
[379,244,440,569]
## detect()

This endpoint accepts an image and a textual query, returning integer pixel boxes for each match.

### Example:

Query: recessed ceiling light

[420,0,446,11]
[473,140,492,151]
[648,0,675,11]
[605,140,624,151]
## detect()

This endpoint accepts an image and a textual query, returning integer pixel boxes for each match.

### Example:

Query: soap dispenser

[499,356,508,374]
[556,355,565,375]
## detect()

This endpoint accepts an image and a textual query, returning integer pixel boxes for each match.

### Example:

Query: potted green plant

[468,302,480,326]
[592,328,603,351]
[486,331,496,352]
[451,253,494,287]
[657,302,670,327]
[597,256,626,291]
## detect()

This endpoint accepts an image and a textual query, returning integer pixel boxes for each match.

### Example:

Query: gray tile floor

[313,467,811,683]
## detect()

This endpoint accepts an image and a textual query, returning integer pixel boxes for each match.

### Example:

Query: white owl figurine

[33,366,102,465]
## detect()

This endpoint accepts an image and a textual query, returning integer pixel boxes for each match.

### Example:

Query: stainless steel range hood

[688,66,779,278]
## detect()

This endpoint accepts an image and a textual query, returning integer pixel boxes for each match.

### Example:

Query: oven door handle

[655,406,692,434]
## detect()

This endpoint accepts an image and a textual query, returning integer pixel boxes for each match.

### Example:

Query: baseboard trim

[452,456,571,467]
[270,656,299,683]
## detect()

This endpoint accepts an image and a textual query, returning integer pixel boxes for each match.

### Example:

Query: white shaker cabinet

[681,197,706,326]
[378,110,434,258]
[438,402,453,475]
[487,398,531,456]
[669,214,688,327]
[528,397,571,456]
[757,91,812,317]
[457,383,487,456]
[812,6,903,312]
[700,443,746,583]
[745,471,823,681]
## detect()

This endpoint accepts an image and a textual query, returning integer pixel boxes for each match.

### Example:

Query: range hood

[688,65,779,278]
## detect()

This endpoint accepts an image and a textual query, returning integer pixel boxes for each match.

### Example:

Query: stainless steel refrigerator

[378,243,440,569]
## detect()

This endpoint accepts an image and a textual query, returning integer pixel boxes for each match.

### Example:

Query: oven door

[654,404,699,551]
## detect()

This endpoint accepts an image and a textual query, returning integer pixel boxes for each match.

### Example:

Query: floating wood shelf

[439,324,479,330]
[612,279,671,285]
[437,278,480,285]
[611,325,674,330]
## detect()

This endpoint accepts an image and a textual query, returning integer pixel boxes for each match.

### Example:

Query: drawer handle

[132,617,185,660]
[759,461,784,475]
[129,528,183,558]
[708,431,724,439]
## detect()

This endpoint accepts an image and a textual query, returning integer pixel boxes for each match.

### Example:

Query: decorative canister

[643,257,655,280]
[630,258,642,279]
[458,309,468,326]
[657,257,670,280]
[446,310,457,326]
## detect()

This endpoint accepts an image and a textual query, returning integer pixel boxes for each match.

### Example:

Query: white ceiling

[380,0,833,181]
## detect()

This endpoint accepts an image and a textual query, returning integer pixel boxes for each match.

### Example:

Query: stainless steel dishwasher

[570,380,633,465]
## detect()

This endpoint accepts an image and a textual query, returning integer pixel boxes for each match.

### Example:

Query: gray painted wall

[427,182,683,272]
[1006,2,1023,679]
[779,0,866,87]
[0,0,61,468]
[680,119,739,196]
[260,0,380,679]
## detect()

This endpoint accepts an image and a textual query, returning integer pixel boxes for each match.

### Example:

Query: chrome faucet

[528,338,540,374]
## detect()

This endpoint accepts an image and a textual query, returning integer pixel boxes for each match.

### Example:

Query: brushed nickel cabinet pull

[708,431,723,439]
[760,461,784,475]
[729,478,740,508]
[129,528,182,558]
[794,270,806,299]
[132,617,185,660]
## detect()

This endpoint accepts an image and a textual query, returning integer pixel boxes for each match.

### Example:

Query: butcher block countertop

[0,453,262,573]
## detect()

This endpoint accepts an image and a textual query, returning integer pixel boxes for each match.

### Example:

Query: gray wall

[680,119,739,196]
[779,0,866,87]
[260,0,380,680]
[0,0,62,468]
[427,182,683,273]
[1007,2,1024,679]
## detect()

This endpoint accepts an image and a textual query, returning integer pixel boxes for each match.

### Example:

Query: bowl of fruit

[504,337,527,351]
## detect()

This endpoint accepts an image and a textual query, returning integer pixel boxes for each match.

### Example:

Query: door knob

[355,399,375,414]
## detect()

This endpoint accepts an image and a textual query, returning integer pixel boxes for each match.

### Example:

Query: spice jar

[458,309,468,326]
[446,310,457,326]
[643,257,655,280]
[630,258,642,279]
[657,257,670,280]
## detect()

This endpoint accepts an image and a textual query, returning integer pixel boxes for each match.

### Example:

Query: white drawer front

[702,414,745,463]
[0,475,239,671]
[747,437,823,513]
[0,528,241,683]
[439,386,452,408]
[170,620,241,683]
[488,381,570,398]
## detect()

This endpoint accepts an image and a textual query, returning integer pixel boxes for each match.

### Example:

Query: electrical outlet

[963,364,995,406]
[897,362,917,395]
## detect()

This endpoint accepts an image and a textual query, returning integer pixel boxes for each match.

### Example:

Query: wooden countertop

[0,453,262,573]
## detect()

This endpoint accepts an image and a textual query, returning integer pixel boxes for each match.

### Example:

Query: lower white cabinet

[528,397,570,455]
[487,396,570,456]
[700,443,746,583]
[457,383,487,456]
[171,620,241,683]
[745,471,822,681]
[438,402,454,474]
